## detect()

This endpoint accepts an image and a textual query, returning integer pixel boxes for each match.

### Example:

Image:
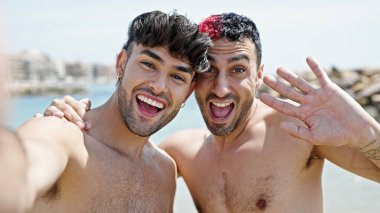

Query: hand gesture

[260,56,376,148]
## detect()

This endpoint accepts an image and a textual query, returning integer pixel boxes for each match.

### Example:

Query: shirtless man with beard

[0,11,211,212]
[43,13,380,213]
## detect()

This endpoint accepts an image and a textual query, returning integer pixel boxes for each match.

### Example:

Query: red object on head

[198,15,222,40]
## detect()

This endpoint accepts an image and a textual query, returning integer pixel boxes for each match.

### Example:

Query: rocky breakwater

[259,67,380,122]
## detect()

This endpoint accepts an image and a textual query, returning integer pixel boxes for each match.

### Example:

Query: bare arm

[260,56,380,182]
[0,127,29,212]
[16,117,84,209]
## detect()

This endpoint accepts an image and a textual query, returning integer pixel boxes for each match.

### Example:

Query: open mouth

[209,101,234,120]
[136,94,165,116]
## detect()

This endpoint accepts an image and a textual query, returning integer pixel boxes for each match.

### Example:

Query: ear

[184,81,196,101]
[116,49,129,78]
[256,64,264,89]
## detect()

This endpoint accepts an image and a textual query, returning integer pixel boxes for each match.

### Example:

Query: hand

[39,96,92,130]
[259,56,376,148]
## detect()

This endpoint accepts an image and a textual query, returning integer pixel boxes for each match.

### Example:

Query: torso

[165,102,324,213]
[32,134,176,213]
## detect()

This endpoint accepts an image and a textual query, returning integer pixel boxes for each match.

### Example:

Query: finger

[279,121,314,143]
[306,56,331,87]
[259,93,305,121]
[50,98,66,115]
[276,67,315,94]
[63,95,87,118]
[50,101,85,129]
[60,104,85,129]
[79,98,91,111]
[263,74,305,103]
[44,106,65,118]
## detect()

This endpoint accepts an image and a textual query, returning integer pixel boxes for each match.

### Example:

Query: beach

[6,83,380,213]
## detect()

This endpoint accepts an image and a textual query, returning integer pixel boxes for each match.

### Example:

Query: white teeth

[212,102,232,108]
[137,95,164,109]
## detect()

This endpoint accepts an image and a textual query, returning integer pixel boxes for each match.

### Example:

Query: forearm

[0,128,34,212]
[357,120,380,169]
[15,117,77,204]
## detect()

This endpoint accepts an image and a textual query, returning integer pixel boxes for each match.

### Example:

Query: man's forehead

[135,44,190,63]
[207,38,257,61]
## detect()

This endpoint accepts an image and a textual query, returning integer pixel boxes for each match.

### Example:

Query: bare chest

[34,143,173,213]
[181,140,322,212]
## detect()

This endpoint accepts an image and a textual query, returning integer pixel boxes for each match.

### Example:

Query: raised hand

[260,56,378,149]
[39,96,92,130]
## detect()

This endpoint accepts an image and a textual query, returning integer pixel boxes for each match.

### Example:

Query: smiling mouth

[209,101,234,120]
[136,94,165,116]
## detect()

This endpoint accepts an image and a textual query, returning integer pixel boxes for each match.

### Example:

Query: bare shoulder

[148,142,178,179]
[17,116,86,160]
[159,128,209,153]
[151,142,176,167]
[18,116,82,138]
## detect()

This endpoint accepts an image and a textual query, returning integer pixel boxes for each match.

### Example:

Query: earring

[181,102,185,108]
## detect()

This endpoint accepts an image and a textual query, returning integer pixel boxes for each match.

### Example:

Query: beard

[195,92,253,136]
[117,85,180,137]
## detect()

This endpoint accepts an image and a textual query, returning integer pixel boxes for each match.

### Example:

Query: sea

[4,83,380,213]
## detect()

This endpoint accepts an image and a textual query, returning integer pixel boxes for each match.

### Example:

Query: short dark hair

[199,13,262,68]
[123,11,212,72]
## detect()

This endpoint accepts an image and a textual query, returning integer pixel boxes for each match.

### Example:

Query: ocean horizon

[5,83,380,213]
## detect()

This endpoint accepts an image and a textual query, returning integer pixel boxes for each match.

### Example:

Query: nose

[212,72,230,98]
[148,72,168,95]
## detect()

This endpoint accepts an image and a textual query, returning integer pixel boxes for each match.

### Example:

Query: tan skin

[160,39,380,212]
[0,25,31,212]
[10,44,197,212]
[44,39,380,212]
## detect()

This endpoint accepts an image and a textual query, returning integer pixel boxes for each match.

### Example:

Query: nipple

[255,198,267,210]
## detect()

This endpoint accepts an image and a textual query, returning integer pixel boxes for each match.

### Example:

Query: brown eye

[232,67,245,73]
[204,66,215,73]
[171,74,185,82]
[141,61,155,70]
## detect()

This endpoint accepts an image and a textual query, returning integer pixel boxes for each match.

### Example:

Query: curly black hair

[123,11,212,73]
[199,13,262,68]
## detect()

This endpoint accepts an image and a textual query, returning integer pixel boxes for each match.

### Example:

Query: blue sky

[2,0,380,73]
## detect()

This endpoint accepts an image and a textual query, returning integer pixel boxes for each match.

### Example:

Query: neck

[212,99,259,153]
[84,92,149,160]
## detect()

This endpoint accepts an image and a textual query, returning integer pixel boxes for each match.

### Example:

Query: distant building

[8,50,114,84]
[9,50,62,83]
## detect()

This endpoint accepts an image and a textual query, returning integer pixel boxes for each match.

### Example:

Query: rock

[259,66,380,120]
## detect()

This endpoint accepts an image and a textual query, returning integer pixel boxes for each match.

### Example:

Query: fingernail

[76,121,85,129]
[85,121,92,130]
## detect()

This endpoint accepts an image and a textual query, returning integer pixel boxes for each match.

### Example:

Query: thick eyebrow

[140,49,163,64]
[228,54,250,63]
[174,66,193,75]
[140,49,192,75]
[207,54,250,64]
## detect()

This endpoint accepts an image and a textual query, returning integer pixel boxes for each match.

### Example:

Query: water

[5,84,380,213]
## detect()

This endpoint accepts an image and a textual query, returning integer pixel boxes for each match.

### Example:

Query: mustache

[137,87,170,104]
[205,93,238,103]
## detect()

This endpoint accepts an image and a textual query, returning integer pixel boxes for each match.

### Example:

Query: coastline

[8,81,88,96]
